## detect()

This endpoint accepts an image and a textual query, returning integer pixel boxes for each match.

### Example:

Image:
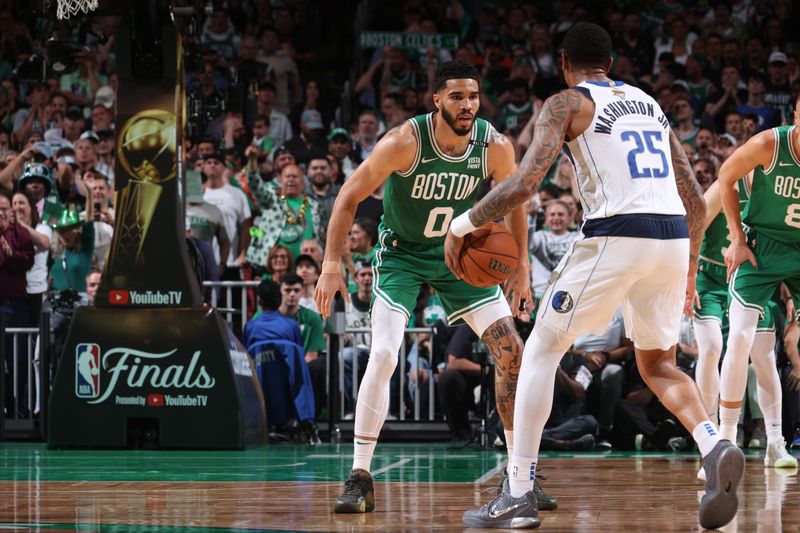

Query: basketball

[458,222,519,287]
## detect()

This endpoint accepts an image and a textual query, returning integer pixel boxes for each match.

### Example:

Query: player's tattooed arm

[668,128,706,267]
[468,89,584,228]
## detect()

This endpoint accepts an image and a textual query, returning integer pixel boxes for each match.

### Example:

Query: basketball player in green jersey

[717,94,800,467]
[694,168,750,422]
[315,61,538,514]
[694,173,797,476]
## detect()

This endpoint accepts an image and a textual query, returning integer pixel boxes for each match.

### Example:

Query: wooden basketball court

[0,442,797,531]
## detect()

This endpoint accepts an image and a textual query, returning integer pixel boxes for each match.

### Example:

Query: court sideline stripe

[474,462,505,484]
[371,458,413,476]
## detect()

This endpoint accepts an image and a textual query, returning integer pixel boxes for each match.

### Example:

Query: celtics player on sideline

[446,23,743,530]
[693,171,797,475]
[716,94,800,467]
[314,60,539,514]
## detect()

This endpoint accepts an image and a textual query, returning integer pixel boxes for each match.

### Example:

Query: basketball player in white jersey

[446,23,744,530]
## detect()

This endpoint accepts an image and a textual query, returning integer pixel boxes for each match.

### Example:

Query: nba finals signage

[48,24,265,449]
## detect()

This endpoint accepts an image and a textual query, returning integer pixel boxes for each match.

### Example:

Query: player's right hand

[314,272,350,319]
[724,241,757,282]
[443,230,465,280]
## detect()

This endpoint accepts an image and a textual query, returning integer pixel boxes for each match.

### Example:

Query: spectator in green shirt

[49,208,95,292]
[278,272,324,363]
[279,272,327,418]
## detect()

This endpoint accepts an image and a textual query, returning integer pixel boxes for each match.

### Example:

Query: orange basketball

[458,222,520,287]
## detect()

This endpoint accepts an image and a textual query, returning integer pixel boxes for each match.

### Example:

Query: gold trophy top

[117,110,177,183]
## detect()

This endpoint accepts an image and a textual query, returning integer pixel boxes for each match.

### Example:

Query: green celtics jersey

[383,113,491,244]
[700,177,751,265]
[743,125,800,244]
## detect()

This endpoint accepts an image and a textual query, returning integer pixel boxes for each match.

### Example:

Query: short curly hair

[433,60,480,92]
[560,22,612,70]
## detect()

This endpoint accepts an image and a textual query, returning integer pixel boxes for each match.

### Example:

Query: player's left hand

[444,230,465,280]
[504,260,532,319]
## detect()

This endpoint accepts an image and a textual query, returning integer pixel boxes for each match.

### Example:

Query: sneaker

[699,440,745,530]
[748,426,767,449]
[566,434,595,451]
[634,434,645,452]
[765,439,799,468]
[333,469,375,513]
[463,479,540,529]
[595,439,613,451]
[497,469,558,511]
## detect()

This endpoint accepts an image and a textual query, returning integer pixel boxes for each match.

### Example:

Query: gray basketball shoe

[464,479,540,529]
[699,440,745,530]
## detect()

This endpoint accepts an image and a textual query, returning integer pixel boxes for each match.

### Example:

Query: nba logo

[75,343,101,399]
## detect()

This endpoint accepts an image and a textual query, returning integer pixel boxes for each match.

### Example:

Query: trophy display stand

[48,20,266,449]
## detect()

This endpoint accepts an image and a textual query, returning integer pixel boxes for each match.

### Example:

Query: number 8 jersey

[743,125,800,244]
[382,113,491,244]
[565,80,685,220]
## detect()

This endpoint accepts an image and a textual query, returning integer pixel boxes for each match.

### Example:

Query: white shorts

[537,236,689,350]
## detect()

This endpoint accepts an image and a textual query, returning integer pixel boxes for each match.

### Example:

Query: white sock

[693,421,722,457]
[765,416,783,445]
[719,406,741,442]
[508,324,574,498]
[353,438,377,472]
[509,456,536,497]
[693,319,723,423]
[504,429,514,465]
[750,331,784,446]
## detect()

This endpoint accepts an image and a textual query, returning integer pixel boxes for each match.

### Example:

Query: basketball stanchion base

[48,306,266,449]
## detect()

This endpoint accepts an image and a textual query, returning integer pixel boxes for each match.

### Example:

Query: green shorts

[694,260,728,325]
[695,259,777,332]
[372,224,505,326]
[729,230,800,322]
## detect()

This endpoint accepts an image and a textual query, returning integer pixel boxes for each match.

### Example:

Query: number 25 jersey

[565,80,685,221]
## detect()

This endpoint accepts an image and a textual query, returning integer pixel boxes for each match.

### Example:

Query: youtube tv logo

[147,394,164,407]
[109,290,129,305]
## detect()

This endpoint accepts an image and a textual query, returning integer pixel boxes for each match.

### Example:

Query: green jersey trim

[755,325,776,334]
[447,285,504,323]
[481,124,491,180]
[372,229,412,321]
[728,267,764,316]
[425,113,478,162]
[788,125,800,166]
[397,118,422,177]
[764,128,779,175]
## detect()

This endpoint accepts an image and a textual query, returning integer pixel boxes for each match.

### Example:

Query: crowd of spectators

[1,0,799,447]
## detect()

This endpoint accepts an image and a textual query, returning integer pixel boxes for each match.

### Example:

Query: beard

[440,106,474,136]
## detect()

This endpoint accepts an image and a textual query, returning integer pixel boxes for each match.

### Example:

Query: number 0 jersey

[565,80,685,220]
[382,113,491,244]
[743,125,800,244]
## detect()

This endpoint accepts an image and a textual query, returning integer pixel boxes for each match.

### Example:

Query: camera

[47,288,83,314]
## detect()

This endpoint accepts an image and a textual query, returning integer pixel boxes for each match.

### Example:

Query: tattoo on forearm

[481,316,523,429]
[469,89,584,227]
[669,129,706,259]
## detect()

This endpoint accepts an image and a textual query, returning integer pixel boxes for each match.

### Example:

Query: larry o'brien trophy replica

[107,110,175,283]
[48,21,266,449]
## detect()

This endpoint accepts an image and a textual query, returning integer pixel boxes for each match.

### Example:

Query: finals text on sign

[359,32,459,50]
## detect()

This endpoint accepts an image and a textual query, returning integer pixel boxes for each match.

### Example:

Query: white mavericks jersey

[565,80,685,220]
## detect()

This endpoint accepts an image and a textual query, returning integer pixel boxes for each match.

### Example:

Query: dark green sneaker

[333,469,375,513]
